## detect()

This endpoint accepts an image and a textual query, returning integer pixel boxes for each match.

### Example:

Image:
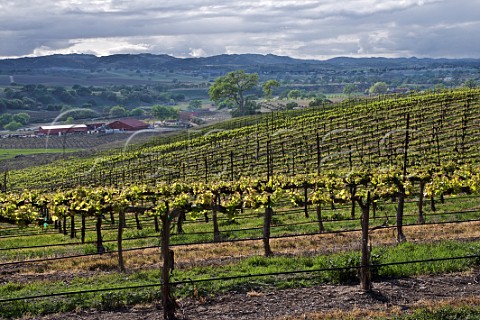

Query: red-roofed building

[38,124,88,135]
[107,119,149,131]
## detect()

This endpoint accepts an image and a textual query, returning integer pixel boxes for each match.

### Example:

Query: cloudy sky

[1,0,479,60]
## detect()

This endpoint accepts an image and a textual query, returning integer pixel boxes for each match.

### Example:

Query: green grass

[1,239,480,317]
[395,306,480,319]
[0,148,80,160]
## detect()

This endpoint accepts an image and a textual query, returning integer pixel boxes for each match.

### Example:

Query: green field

[0,148,79,160]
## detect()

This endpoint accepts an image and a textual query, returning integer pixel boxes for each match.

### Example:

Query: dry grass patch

[7,221,480,276]
[277,296,480,320]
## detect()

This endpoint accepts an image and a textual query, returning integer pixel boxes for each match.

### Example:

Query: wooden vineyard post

[96,215,105,254]
[316,132,321,172]
[81,215,86,244]
[303,183,309,218]
[359,192,372,292]
[263,195,273,257]
[350,184,357,219]
[266,140,271,181]
[160,202,177,320]
[117,209,125,272]
[63,216,67,235]
[396,113,410,243]
[315,132,325,233]
[212,194,221,242]
[418,180,426,224]
[70,214,75,239]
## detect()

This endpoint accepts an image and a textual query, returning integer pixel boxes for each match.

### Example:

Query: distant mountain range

[1,53,479,73]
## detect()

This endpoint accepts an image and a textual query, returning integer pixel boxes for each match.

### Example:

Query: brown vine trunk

[110,210,115,225]
[176,210,185,234]
[70,215,75,239]
[135,212,142,230]
[63,216,67,235]
[96,216,104,254]
[160,204,176,320]
[359,193,372,292]
[316,205,325,233]
[81,215,86,244]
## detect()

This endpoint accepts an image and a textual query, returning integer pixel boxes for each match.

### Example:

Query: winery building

[107,119,150,131]
[37,124,88,136]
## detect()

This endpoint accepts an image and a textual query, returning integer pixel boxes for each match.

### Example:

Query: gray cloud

[0,0,478,59]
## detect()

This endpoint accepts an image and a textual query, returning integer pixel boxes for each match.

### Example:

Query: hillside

[2,89,480,319]
[1,53,480,72]
[6,88,480,190]
[1,53,479,88]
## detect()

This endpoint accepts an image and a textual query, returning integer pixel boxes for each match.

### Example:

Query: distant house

[107,119,149,131]
[38,124,88,136]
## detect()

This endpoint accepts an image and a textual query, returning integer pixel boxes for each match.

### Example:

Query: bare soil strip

[27,272,480,320]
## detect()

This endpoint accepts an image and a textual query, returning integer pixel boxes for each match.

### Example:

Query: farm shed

[107,119,150,131]
[38,124,88,136]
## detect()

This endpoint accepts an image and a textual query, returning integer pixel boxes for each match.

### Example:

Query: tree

[287,89,303,100]
[188,99,202,110]
[343,83,357,96]
[0,99,6,113]
[4,88,14,98]
[64,116,74,124]
[285,101,298,110]
[463,79,477,89]
[308,94,330,107]
[130,108,145,117]
[109,105,127,118]
[75,86,92,97]
[209,70,259,116]
[262,80,280,99]
[152,105,178,120]
[0,113,12,127]
[4,121,22,131]
[13,112,30,125]
[369,82,388,95]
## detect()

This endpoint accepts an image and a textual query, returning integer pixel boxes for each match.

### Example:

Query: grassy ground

[1,239,479,317]
[1,194,480,317]
[0,148,79,160]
